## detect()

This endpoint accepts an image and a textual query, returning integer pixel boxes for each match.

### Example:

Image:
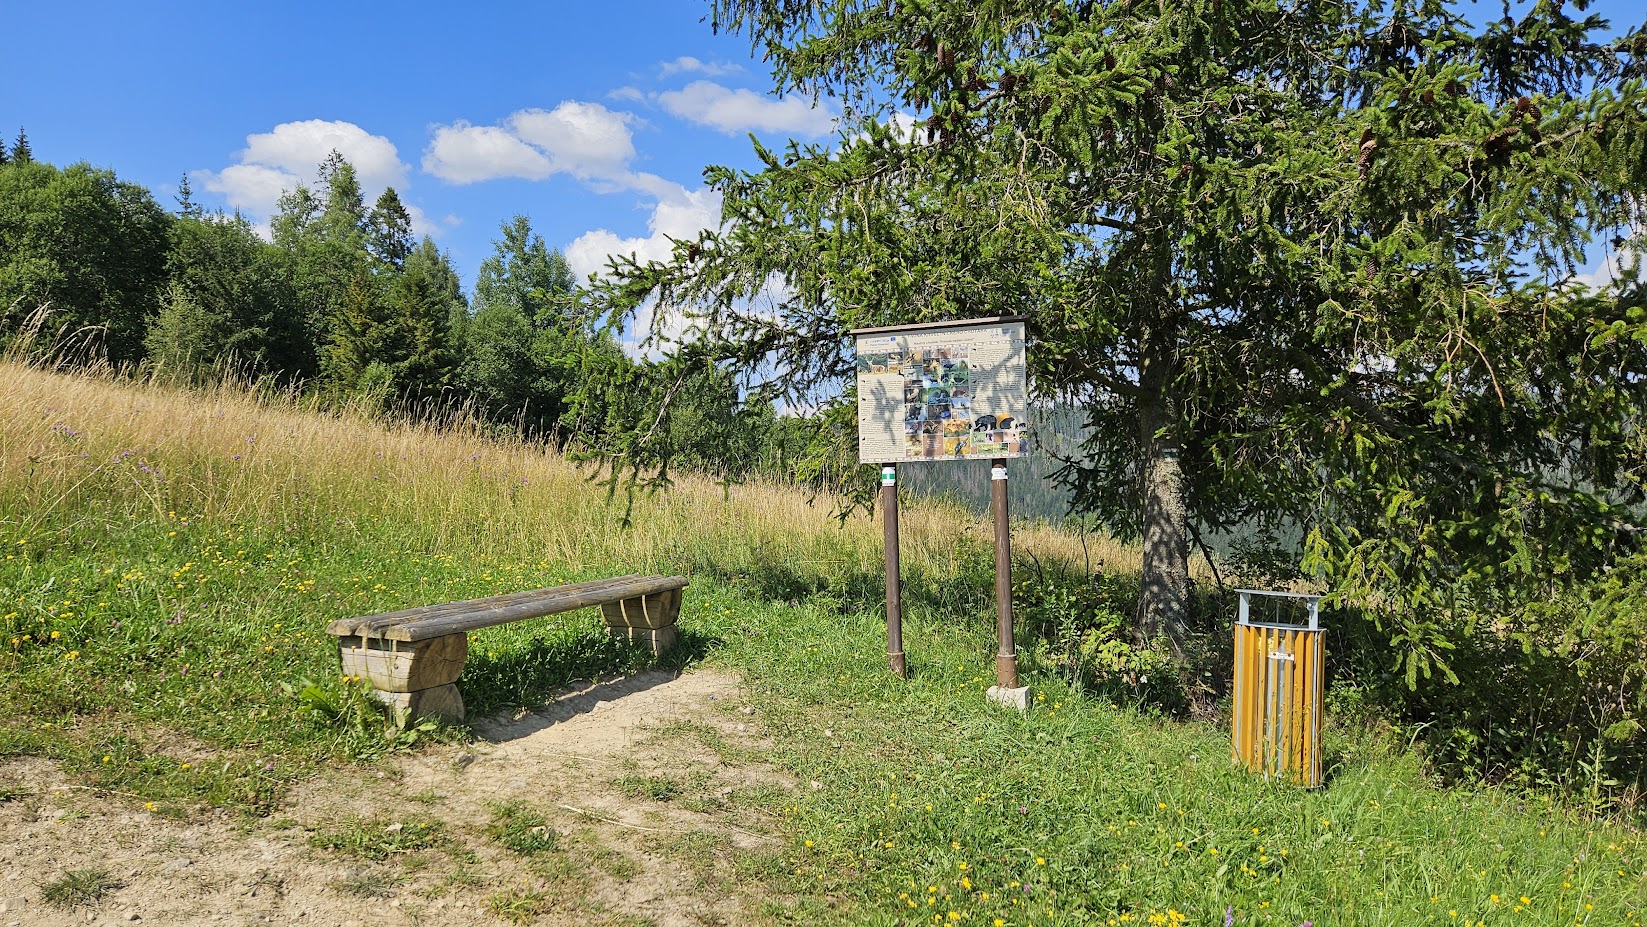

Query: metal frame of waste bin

[1232,589,1324,788]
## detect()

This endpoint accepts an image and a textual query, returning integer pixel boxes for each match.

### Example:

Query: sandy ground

[0,670,794,927]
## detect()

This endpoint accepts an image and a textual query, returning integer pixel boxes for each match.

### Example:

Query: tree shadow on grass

[693,553,996,621]
[459,627,722,718]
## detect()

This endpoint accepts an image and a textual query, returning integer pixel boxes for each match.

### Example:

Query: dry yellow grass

[0,361,1151,588]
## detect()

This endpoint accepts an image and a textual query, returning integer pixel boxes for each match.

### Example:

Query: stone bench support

[325,575,688,726]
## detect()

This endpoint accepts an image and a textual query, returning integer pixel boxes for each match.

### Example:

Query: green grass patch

[611,773,683,803]
[333,867,403,898]
[485,801,560,855]
[487,888,554,924]
[575,828,644,880]
[689,594,1647,926]
[309,816,448,860]
[41,867,121,908]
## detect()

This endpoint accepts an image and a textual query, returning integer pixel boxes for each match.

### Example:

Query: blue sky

[4,2,836,292]
[5,0,1642,299]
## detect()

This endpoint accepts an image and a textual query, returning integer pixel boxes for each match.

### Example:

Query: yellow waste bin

[1232,589,1324,788]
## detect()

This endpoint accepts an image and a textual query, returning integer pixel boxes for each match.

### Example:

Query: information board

[853,317,1028,464]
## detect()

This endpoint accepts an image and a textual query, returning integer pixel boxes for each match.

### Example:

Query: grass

[612,773,684,803]
[485,802,560,855]
[40,866,121,908]
[488,887,555,924]
[309,816,449,860]
[0,361,1644,925]
[334,868,403,899]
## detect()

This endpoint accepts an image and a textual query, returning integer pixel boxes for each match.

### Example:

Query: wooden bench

[324,574,688,726]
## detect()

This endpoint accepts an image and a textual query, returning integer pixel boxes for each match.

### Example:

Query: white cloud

[402,203,439,240]
[565,177,722,282]
[656,80,837,137]
[195,119,432,236]
[509,102,637,178]
[237,119,407,192]
[422,102,639,185]
[422,123,553,184]
[659,56,743,78]
[1571,244,1641,290]
[199,163,296,216]
[883,111,928,143]
[566,177,726,357]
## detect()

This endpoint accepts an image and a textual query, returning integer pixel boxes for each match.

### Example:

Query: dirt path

[0,669,794,927]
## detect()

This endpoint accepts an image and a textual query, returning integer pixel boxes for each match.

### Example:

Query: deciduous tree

[0,157,169,363]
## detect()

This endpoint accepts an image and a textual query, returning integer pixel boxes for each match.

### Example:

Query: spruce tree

[175,174,202,219]
[473,216,577,329]
[10,128,31,164]
[594,0,1647,676]
[367,188,414,271]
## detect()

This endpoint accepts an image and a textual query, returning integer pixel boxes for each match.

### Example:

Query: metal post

[882,464,906,677]
[991,459,1018,688]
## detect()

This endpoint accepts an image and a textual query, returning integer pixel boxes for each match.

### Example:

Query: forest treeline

[0,132,818,491]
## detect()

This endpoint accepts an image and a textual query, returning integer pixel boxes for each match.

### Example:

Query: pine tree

[11,128,31,164]
[381,246,455,402]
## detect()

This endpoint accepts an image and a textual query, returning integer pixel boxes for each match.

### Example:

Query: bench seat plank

[326,575,651,638]
[326,574,688,643]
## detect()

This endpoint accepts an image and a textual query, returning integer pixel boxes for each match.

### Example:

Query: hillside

[1,362,1642,927]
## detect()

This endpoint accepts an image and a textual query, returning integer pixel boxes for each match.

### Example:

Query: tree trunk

[1136,328,1191,660]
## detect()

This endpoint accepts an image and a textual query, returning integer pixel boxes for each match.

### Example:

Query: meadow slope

[1,362,1642,927]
